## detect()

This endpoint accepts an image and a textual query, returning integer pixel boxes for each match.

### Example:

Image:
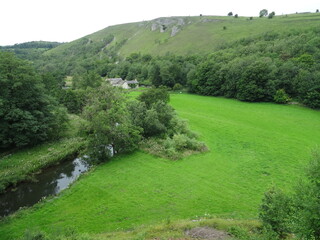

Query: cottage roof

[125,80,139,84]
[106,78,124,85]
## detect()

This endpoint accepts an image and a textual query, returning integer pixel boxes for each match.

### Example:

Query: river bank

[0,137,86,193]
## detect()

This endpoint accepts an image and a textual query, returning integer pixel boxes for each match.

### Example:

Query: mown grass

[0,115,86,192]
[0,94,319,239]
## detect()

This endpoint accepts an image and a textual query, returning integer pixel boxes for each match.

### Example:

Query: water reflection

[0,158,89,217]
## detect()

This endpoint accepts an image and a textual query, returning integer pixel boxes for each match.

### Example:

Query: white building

[106,78,139,89]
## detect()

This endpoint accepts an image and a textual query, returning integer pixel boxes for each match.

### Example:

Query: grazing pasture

[0,94,319,239]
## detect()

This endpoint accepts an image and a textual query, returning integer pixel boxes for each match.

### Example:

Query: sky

[0,0,319,46]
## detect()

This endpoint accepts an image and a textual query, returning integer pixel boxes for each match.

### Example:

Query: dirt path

[185,227,231,239]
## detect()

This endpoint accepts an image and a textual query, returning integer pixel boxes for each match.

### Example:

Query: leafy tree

[268,12,275,19]
[259,9,268,17]
[228,12,233,16]
[82,84,141,162]
[236,57,276,102]
[40,71,65,98]
[0,52,68,148]
[148,63,162,87]
[59,89,87,114]
[72,71,102,90]
[138,87,170,108]
[234,14,238,18]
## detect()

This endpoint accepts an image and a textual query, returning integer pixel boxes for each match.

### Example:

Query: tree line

[91,28,320,109]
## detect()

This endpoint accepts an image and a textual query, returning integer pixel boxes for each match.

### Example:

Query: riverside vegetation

[0,11,320,240]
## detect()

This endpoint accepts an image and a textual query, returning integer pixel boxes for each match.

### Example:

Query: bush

[259,187,293,238]
[303,90,320,109]
[292,150,320,239]
[273,89,291,104]
[173,83,183,91]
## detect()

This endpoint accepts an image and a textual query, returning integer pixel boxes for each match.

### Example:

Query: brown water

[0,157,90,217]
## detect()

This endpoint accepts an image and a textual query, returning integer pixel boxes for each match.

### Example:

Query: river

[0,157,90,217]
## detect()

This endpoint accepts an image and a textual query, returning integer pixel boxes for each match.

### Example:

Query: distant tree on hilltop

[259,9,268,17]
[228,12,233,16]
[268,11,275,19]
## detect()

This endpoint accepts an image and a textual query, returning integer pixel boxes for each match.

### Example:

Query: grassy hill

[0,41,62,62]
[45,13,320,59]
[1,94,319,239]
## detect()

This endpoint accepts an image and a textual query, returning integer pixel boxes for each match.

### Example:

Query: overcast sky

[0,0,319,46]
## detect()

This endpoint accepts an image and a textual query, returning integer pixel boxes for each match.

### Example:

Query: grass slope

[46,13,320,58]
[1,94,319,239]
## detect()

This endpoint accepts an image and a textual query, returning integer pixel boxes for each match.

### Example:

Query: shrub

[259,187,293,238]
[303,90,320,109]
[273,89,291,104]
[173,83,183,91]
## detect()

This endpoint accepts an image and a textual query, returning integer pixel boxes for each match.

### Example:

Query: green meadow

[0,94,319,239]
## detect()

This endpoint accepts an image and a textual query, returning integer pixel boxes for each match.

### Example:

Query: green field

[0,94,319,239]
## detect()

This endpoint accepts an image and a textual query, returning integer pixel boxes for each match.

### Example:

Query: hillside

[0,41,62,61]
[45,13,320,58]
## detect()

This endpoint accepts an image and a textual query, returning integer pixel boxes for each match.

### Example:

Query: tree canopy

[0,52,68,148]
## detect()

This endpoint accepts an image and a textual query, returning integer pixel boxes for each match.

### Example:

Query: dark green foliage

[303,90,320,109]
[138,87,170,107]
[0,52,68,148]
[234,14,238,18]
[259,187,293,238]
[236,57,276,102]
[59,89,87,114]
[268,12,275,19]
[228,12,233,16]
[40,71,65,98]
[72,71,102,90]
[173,83,183,91]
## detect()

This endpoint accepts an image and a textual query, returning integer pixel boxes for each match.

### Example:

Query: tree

[0,52,68,148]
[259,9,268,17]
[234,14,238,18]
[316,9,319,13]
[138,87,170,108]
[228,12,233,16]
[72,71,102,90]
[268,11,275,19]
[82,84,141,162]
